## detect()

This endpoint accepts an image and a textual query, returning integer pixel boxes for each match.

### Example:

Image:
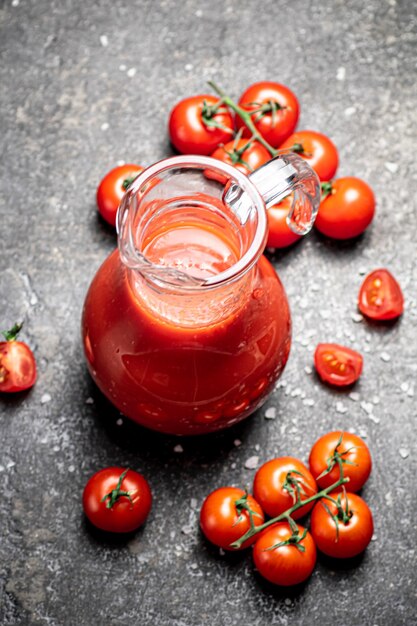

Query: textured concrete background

[1,0,417,624]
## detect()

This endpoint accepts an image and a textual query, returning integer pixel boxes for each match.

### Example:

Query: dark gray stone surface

[1,0,417,624]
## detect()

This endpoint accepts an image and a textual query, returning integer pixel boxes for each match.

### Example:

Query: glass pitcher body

[82,155,319,435]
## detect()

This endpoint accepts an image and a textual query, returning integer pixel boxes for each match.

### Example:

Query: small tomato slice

[266,196,302,248]
[236,81,300,148]
[82,467,152,533]
[200,487,264,550]
[310,491,373,558]
[280,130,339,182]
[309,431,372,492]
[315,177,375,239]
[169,95,234,155]
[97,164,144,227]
[253,522,316,586]
[358,269,404,321]
[0,323,36,393]
[314,343,363,387]
[253,457,317,519]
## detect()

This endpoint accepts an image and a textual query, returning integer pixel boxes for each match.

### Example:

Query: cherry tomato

[97,164,144,227]
[253,522,316,586]
[0,323,36,393]
[309,431,372,492]
[315,177,375,239]
[358,269,404,321]
[236,82,300,148]
[169,95,234,155]
[310,491,373,558]
[253,457,317,520]
[200,487,265,550]
[83,467,152,533]
[211,138,270,175]
[279,130,339,182]
[266,196,302,248]
[314,343,363,387]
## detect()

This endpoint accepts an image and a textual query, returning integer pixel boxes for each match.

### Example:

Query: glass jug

[82,153,320,435]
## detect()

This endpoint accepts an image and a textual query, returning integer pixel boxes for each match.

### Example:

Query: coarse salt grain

[99,35,109,47]
[41,393,51,404]
[85,397,94,404]
[116,418,123,426]
[234,439,242,447]
[127,67,137,78]
[264,407,276,419]
[174,444,183,453]
[380,352,391,362]
[244,456,259,470]
[399,448,409,459]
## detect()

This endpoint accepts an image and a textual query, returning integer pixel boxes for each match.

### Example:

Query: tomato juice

[83,207,291,434]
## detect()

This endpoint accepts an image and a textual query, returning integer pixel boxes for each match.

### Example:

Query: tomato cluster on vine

[200,431,373,586]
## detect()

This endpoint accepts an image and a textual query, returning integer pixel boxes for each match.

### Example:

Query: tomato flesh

[314,343,363,387]
[253,522,316,586]
[310,491,373,558]
[358,268,404,321]
[0,341,37,393]
[266,196,302,248]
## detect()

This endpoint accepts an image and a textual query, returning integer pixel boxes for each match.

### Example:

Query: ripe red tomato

[358,269,404,321]
[169,95,234,155]
[200,487,265,550]
[83,467,152,533]
[0,323,36,393]
[279,130,338,182]
[266,196,302,248]
[309,431,372,492]
[253,457,317,520]
[236,82,300,148]
[96,164,144,227]
[253,522,316,586]
[211,138,270,175]
[310,491,373,558]
[314,343,363,387]
[315,177,375,239]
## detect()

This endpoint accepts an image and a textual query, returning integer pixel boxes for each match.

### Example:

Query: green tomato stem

[207,81,278,158]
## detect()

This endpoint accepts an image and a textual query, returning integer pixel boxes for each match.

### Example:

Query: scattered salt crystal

[116,418,123,426]
[304,366,313,375]
[127,67,137,78]
[284,598,292,606]
[68,465,75,473]
[385,492,393,506]
[116,159,125,166]
[0,466,4,472]
[336,66,346,81]
[255,444,260,451]
[244,456,259,470]
[344,106,356,116]
[407,387,414,397]
[291,388,302,397]
[359,268,367,276]
[85,397,94,404]
[174,444,184,453]
[219,548,225,556]
[385,162,399,174]
[99,35,109,47]
[231,462,236,469]
[181,525,192,535]
[368,414,380,424]
[336,402,347,414]
[303,398,315,407]
[400,382,409,392]
[264,407,276,419]
[358,429,368,438]
[6,460,15,469]
[170,531,175,539]
[361,401,373,415]
[101,122,109,131]
[41,393,51,404]
[190,562,198,569]
[53,445,60,452]
[399,448,409,459]
[380,352,391,362]
[195,9,203,16]
[190,498,197,509]
[185,63,193,71]
[119,64,127,71]
[12,0,19,6]
[351,312,363,323]
[234,439,242,447]
[349,391,360,402]
[372,396,380,405]
[371,534,377,542]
